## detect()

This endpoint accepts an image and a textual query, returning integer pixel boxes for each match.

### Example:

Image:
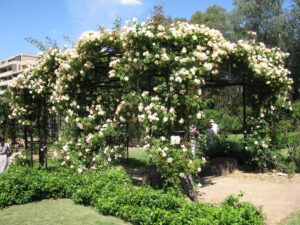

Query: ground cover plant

[0,165,265,225]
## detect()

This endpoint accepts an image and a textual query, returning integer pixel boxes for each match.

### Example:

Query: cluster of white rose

[9,48,61,125]
[112,20,292,173]
[9,19,292,173]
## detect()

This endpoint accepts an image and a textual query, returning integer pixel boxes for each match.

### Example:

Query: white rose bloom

[138,114,145,122]
[167,157,173,163]
[120,116,126,122]
[171,135,181,145]
[77,168,83,174]
[175,76,182,83]
[63,145,68,152]
[86,133,93,143]
[138,104,144,112]
[143,144,150,149]
[197,111,203,119]
[194,52,208,61]
[204,63,213,71]
[162,53,169,61]
[194,79,201,84]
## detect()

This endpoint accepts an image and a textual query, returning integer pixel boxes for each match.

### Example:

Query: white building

[0,54,38,95]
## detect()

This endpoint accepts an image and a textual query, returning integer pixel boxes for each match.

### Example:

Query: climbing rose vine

[9,20,292,182]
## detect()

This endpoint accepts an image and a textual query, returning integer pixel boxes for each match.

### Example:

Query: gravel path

[198,172,300,225]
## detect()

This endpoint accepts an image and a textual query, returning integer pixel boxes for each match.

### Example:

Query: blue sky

[0,0,233,60]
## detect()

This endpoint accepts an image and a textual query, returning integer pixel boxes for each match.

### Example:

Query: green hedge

[0,166,265,225]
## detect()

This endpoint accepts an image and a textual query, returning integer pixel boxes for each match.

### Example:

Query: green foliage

[0,166,74,208]
[72,167,131,206]
[232,0,300,98]
[190,5,232,38]
[146,138,203,190]
[275,134,300,173]
[9,149,31,166]
[291,101,300,124]
[0,166,265,225]
[203,109,243,134]
[232,0,286,45]
[271,119,292,149]
[266,100,300,172]
[289,145,300,172]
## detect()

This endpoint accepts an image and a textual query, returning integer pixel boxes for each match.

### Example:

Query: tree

[190,11,203,24]
[148,4,172,27]
[190,5,232,39]
[287,0,300,98]
[173,17,187,23]
[232,0,300,98]
[232,0,286,45]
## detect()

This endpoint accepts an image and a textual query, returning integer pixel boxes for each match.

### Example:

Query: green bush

[0,166,265,225]
[291,101,300,123]
[202,109,243,134]
[72,167,131,206]
[0,167,74,208]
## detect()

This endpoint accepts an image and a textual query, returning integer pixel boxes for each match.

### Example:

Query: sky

[0,0,233,60]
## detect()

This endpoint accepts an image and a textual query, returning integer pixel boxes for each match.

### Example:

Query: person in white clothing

[210,119,219,135]
[189,125,199,157]
[207,119,219,149]
[0,136,10,173]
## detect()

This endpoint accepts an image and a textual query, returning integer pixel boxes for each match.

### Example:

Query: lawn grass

[226,133,244,143]
[280,210,300,225]
[122,148,150,167]
[129,148,148,162]
[0,199,130,225]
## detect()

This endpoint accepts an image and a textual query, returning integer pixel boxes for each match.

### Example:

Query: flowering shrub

[144,138,203,188]
[9,19,292,175]
[111,20,292,172]
[9,48,62,126]
[9,149,31,166]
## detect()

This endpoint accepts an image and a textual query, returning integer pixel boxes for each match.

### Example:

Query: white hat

[209,119,215,123]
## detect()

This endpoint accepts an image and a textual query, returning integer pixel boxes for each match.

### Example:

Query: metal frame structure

[21,58,266,167]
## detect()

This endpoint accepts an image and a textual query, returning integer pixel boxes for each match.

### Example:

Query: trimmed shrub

[0,166,265,225]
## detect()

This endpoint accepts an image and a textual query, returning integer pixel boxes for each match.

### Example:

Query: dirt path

[198,172,300,225]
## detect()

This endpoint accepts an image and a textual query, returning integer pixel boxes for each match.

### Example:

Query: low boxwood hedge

[0,166,265,225]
